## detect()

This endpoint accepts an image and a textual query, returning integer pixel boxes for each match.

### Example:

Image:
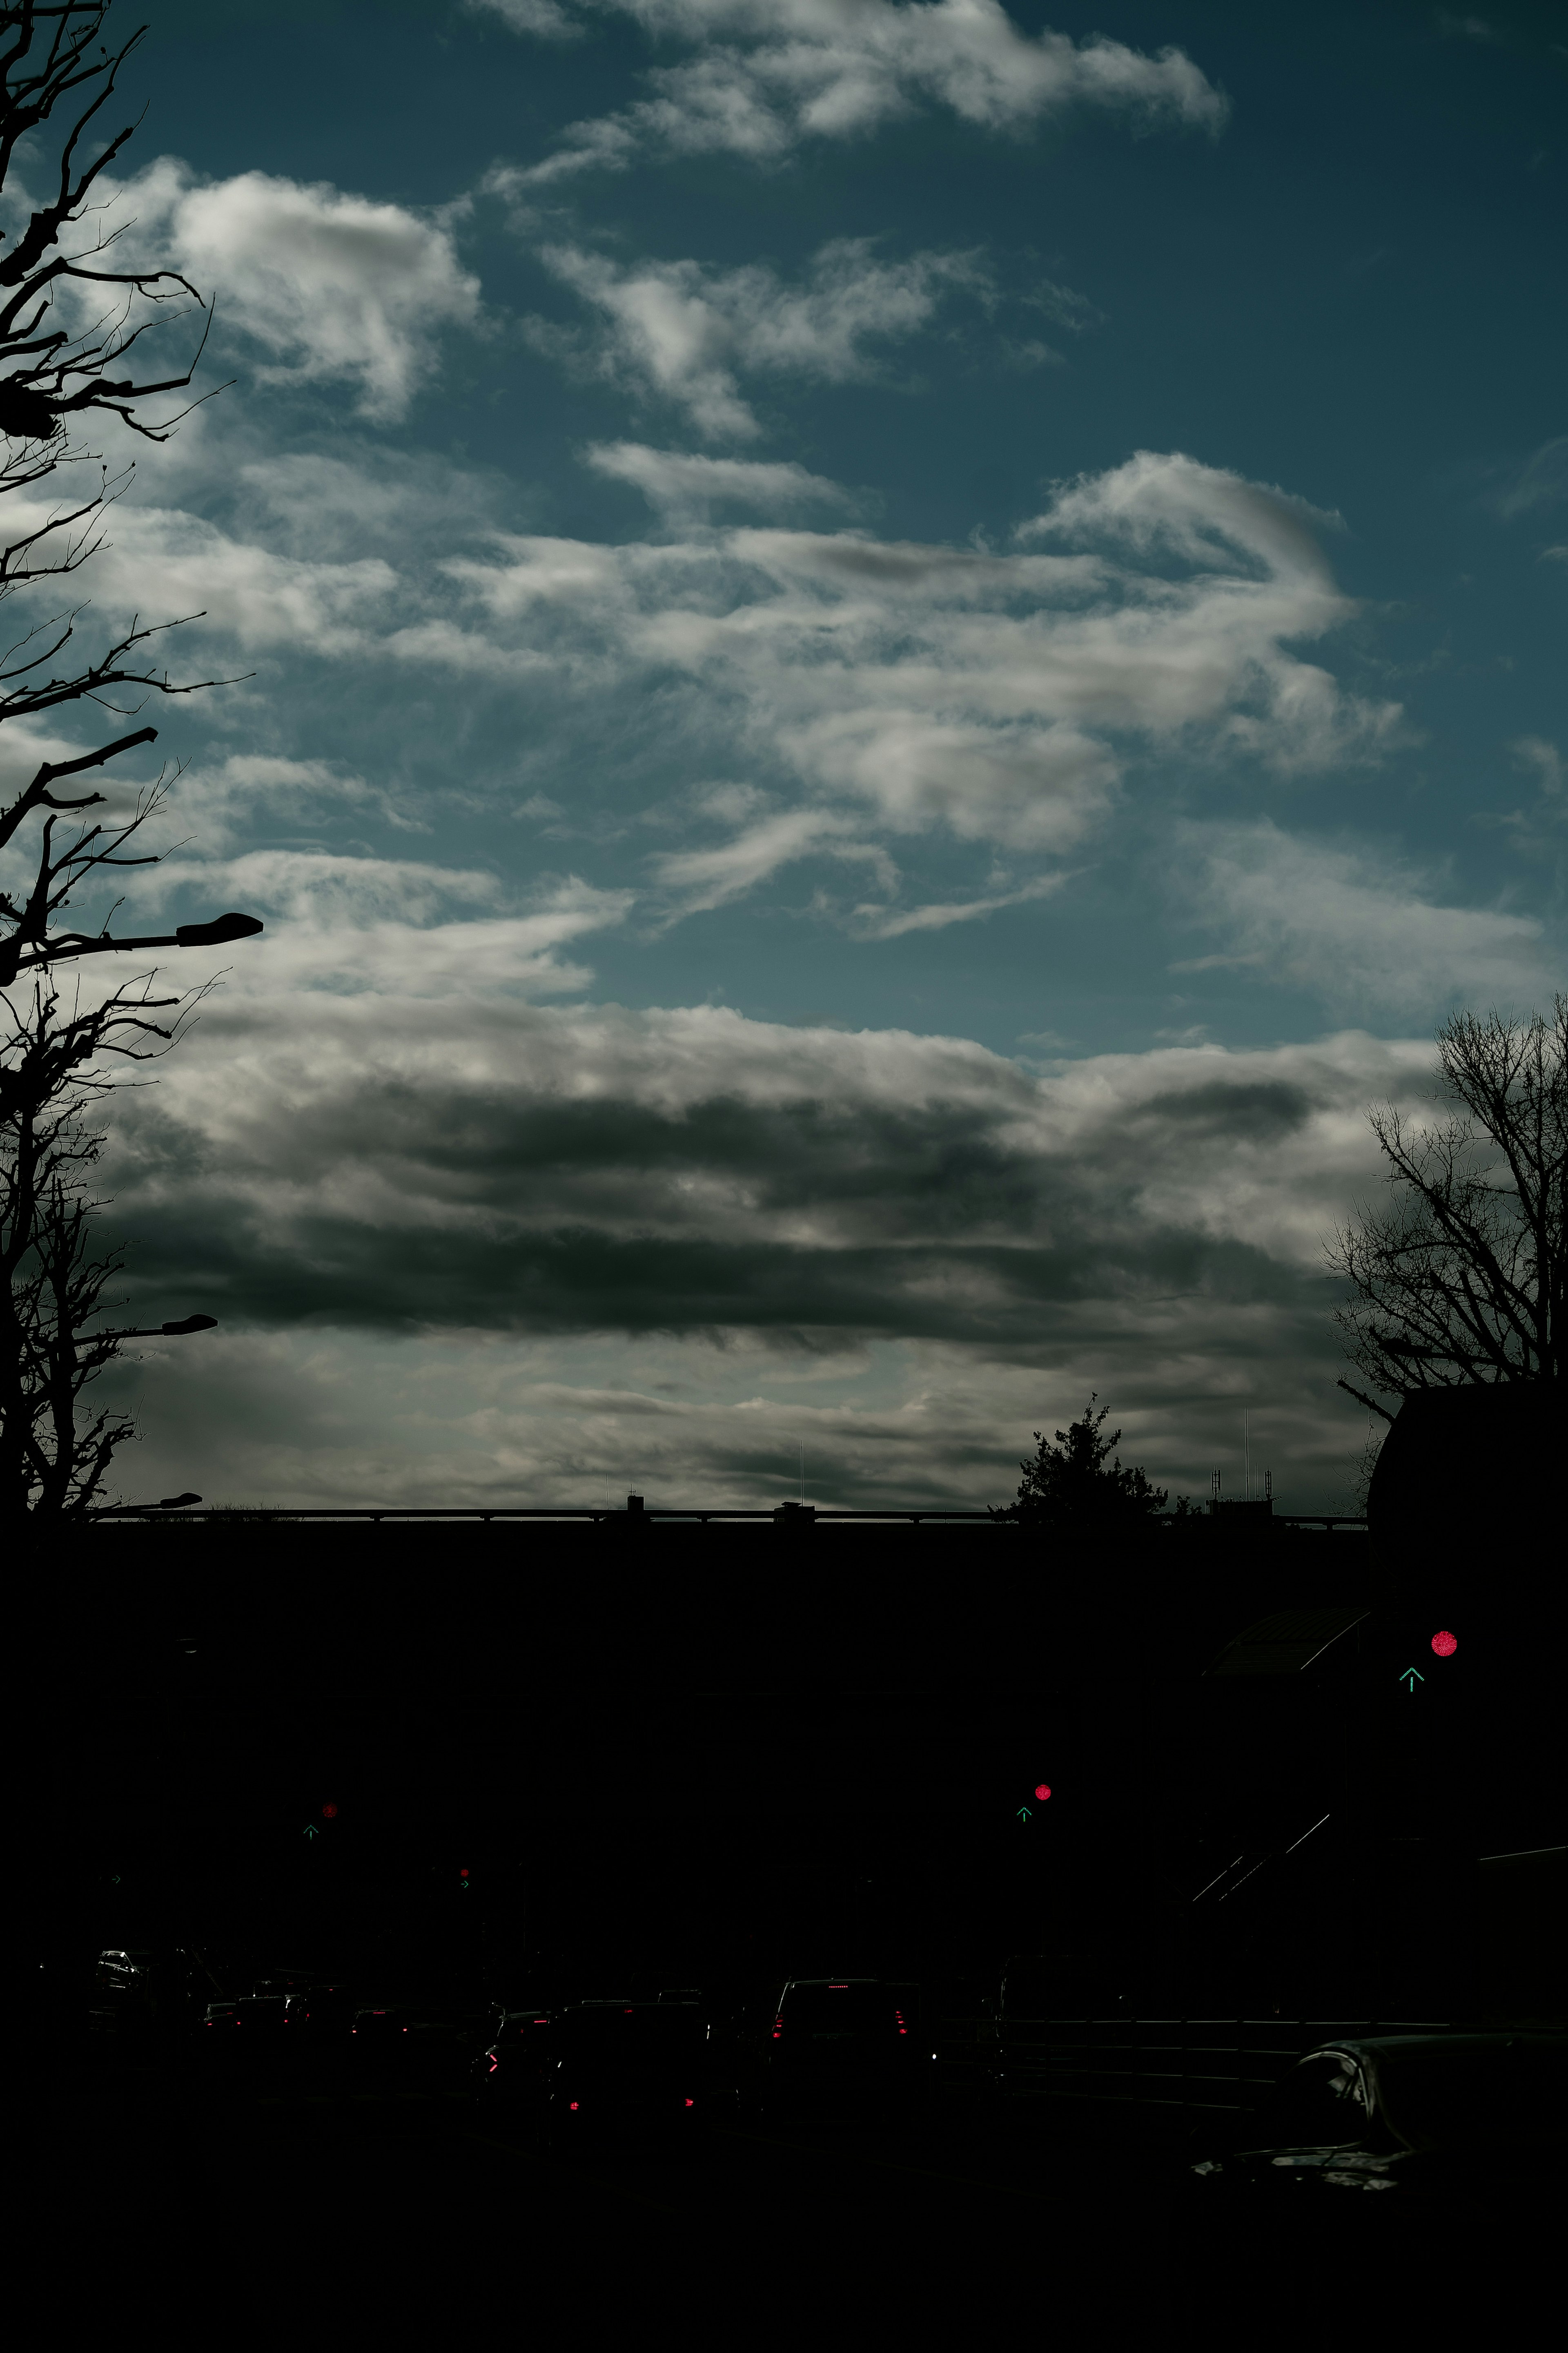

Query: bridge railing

[86,1503,1368,1527]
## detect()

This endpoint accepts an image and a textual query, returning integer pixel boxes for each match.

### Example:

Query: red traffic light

[1034,1784,1051,1801]
[1431,1630,1457,1657]
[321,1803,338,1818]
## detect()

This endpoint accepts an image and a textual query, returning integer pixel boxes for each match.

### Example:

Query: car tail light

[684,2099,695,2108]
[569,2101,580,2112]
[771,2017,784,2039]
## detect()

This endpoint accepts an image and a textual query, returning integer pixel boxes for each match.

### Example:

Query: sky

[7,0,1563,1510]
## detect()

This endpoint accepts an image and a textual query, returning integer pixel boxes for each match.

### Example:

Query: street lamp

[92,1314,220,1341]
[9,910,264,973]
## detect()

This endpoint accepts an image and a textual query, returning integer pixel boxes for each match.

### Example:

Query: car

[95,1948,227,2039]
[470,2005,559,2114]
[1187,2033,1568,2204]
[282,1983,359,2037]
[739,1978,933,2126]
[526,2001,716,2160]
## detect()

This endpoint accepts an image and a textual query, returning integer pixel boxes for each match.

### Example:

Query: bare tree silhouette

[1,4,262,1524]
[1327,1000,1566,1423]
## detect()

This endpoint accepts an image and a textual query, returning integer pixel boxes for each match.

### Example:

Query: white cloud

[531,238,986,439]
[98,161,481,420]
[102,754,390,856]
[849,870,1069,937]
[481,0,1227,184]
[584,440,857,519]
[118,853,633,998]
[425,451,1400,885]
[72,499,399,653]
[1509,735,1564,796]
[469,0,583,33]
[1178,820,1558,1018]
[648,802,893,910]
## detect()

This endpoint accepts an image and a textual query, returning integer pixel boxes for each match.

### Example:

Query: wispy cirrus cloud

[1173,818,1557,1019]
[1498,435,1568,519]
[584,440,859,520]
[118,854,633,999]
[420,451,1401,887]
[476,0,1229,185]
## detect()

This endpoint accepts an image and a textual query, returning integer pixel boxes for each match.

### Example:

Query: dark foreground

[50,2038,1560,2333]
[38,1525,1563,2326]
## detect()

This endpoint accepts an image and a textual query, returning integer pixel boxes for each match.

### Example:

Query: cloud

[101,992,1426,1335]
[1177,820,1558,1018]
[648,800,895,911]
[584,441,858,520]
[4,444,1406,961]
[1436,11,1502,41]
[98,161,481,419]
[51,497,400,654]
[98,753,392,856]
[529,238,988,439]
[95,998,1435,1508]
[849,870,1069,937]
[1473,737,1568,867]
[1509,735,1564,795]
[423,451,1400,890]
[481,0,1228,184]
[470,0,583,33]
[113,855,633,999]
[1498,436,1568,519]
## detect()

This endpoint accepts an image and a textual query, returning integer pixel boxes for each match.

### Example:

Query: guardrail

[87,1504,1000,1524]
[88,1504,1369,1527]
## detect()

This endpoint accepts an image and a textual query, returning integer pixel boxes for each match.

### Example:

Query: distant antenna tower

[1211,1469,1221,1501]
[799,1439,806,1507]
[1265,1468,1272,1503]
[1244,1411,1250,1502]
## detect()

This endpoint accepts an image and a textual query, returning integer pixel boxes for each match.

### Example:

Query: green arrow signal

[303,1823,319,1838]
[1016,1805,1031,1821]
[1399,1667,1425,1693]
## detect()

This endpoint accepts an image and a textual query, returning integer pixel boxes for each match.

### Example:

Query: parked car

[471,2007,560,2116]
[521,2001,715,2159]
[739,1978,933,2125]
[1188,2033,1568,2201]
[282,1983,359,2038]
[96,1948,227,2038]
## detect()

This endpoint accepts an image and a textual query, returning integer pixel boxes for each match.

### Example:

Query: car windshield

[779,1984,903,2033]
[1371,2042,1568,2146]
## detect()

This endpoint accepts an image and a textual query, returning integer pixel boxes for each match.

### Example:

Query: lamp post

[5,909,264,977]
[82,1318,222,1513]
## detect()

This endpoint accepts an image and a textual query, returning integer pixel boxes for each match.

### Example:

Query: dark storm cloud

[96,992,1405,1352]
